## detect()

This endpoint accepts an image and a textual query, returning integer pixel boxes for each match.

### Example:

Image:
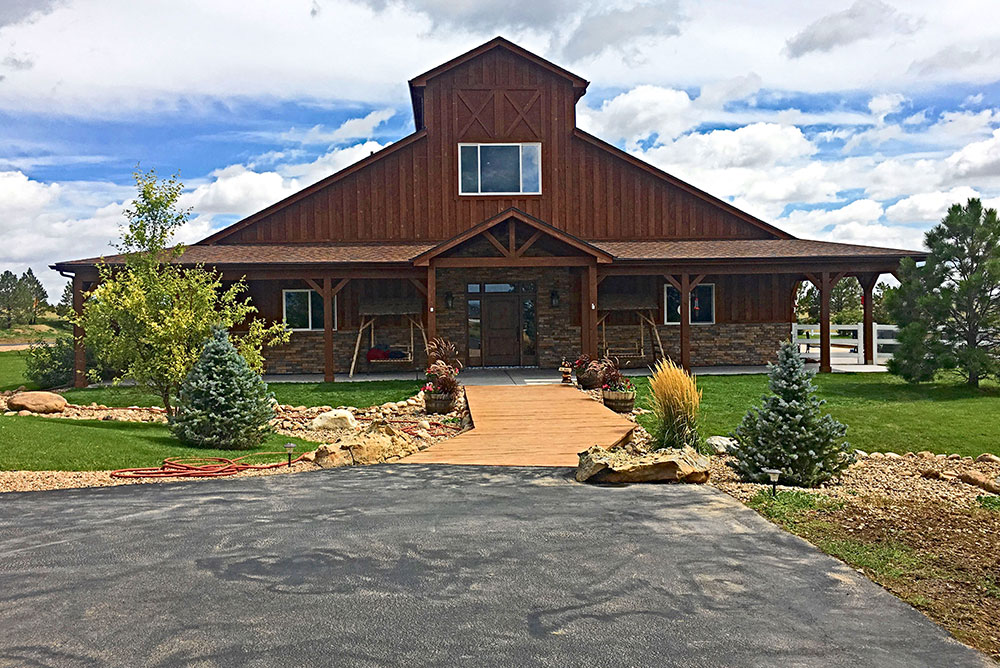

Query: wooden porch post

[679,273,691,372]
[586,262,598,357]
[858,272,879,365]
[72,275,87,388]
[426,262,437,341]
[819,271,832,374]
[322,277,335,382]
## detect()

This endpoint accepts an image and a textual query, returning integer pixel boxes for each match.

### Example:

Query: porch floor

[401,384,636,467]
[263,356,886,385]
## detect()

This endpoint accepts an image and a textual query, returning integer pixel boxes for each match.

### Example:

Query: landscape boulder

[309,420,419,468]
[8,391,67,414]
[705,436,735,455]
[310,408,359,431]
[976,453,1000,464]
[576,445,711,484]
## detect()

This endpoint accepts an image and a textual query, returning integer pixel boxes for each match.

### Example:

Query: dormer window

[459,143,541,195]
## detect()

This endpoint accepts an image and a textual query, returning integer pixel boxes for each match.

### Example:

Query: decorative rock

[8,391,67,414]
[417,419,431,431]
[576,445,711,484]
[959,471,1000,495]
[18,410,31,417]
[705,436,735,455]
[947,453,962,460]
[883,452,903,459]
[310,409,359,431]
[975,453,1000,464]
[854,450,869,458]
[312,444,352,468]
[917,451,936,460]
[869,452,885,459]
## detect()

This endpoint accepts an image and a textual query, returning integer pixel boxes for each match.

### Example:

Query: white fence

[791,323,899,365]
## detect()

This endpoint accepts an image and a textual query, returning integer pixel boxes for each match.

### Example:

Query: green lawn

[0,416,318,471]
[0,351,37,392]
[61,379,418,410]
[0,312,72,343]
[635,372,1000,458]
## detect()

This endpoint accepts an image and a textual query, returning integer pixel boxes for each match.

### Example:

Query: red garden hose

[109,418,463,479]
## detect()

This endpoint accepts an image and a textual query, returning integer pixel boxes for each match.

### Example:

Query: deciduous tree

[76,168,289,414]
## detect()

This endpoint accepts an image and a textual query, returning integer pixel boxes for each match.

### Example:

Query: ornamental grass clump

[648,358,701,450]
[730,340,852,488]
[169,326,276,450]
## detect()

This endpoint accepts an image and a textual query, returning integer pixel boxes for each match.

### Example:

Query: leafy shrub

[169,326,275,450]
[422,359,461,396]
[977,495,1000,512]
[648,358,701,450]
[23,338,110,389]
[731,341,852,487]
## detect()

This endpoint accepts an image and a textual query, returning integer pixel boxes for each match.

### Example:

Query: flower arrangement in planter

[573,354,605,390]
[423,337,463,414]
[600,357,636,413]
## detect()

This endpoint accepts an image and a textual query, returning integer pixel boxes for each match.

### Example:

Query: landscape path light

[762,468,781,497]
[284,443,296,468]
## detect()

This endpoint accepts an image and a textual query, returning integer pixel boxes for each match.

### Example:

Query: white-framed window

[282,289,337,331]
[664,283,715,325]
[459,143,541,195]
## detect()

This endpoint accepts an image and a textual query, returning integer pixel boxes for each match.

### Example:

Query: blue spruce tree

[170,326,276,449]
[730,341,852,487]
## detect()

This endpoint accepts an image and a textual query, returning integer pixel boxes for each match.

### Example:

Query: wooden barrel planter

[424,392,455,414]
[575,368,603,390]
[602,390,636,413]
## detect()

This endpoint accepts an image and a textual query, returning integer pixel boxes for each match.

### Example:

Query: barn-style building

[54,37,919,385]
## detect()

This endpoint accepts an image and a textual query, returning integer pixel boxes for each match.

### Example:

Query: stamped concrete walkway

[403,384,635,466]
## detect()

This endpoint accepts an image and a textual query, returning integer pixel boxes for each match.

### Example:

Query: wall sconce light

[550,290,560,308]
[444,291,454,309]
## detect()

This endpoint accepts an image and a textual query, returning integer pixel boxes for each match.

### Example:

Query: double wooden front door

[482,294,521,366]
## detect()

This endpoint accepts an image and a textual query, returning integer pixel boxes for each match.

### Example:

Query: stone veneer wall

[264,327,428,375]
[436,267,581,368]
[601,322,790,367]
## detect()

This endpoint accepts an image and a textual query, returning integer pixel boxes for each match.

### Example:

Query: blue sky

[2,0,999,297]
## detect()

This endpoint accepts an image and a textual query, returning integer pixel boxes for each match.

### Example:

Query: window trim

[282,289,337,332]
[663,283,716,326]
[458,142,542,196]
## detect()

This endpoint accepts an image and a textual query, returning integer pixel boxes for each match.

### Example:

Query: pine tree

[19,269,48,324]
[888,198,1000,387]
[730,341,852,487]
[0,270,18,328]
[56,282,74,317]
[169,326,276,450]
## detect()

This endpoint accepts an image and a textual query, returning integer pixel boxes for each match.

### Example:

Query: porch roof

[52,236,924,273]
[594,239,924,262]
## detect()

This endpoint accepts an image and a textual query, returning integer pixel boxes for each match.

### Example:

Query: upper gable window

[459,143,541,195]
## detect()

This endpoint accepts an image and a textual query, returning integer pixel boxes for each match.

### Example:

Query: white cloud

[277,109,396,145]
[644,122,815,169]
[784,0,922,58]
[884,186,980,223]
[944,129,1000,179]
[780,199,884,238]
[560,3,684,62]
[868,93,906,121]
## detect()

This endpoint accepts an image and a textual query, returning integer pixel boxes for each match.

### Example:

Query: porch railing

[791,323,899,365]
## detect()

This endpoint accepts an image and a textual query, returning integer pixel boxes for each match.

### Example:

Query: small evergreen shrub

[731,341,852,487]
[648,358,701,450]
[169,326,275,450]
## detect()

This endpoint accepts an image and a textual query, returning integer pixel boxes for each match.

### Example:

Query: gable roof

[408,36,589,94]
[198,129,427,245]
[411,207,614,266]
[572,129,794,241]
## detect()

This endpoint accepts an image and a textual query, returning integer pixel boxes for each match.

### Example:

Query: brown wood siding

[219,49,777,246]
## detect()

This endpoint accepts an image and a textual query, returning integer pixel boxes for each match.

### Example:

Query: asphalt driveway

[0,465,991,667]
